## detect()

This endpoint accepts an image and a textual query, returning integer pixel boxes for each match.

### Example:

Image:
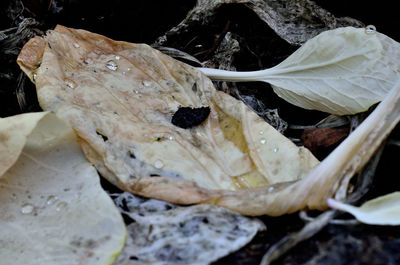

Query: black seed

[171,106,210,129]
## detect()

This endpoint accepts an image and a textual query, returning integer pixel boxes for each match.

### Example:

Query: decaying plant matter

[155,0,363,46]
[17,25,400,217]
[17,25,319,216]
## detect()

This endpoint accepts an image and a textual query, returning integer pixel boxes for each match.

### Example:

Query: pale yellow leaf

[328,192,400,225]
[0,112,126,265]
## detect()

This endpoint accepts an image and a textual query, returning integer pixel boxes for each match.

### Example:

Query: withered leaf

[17,25,323,216]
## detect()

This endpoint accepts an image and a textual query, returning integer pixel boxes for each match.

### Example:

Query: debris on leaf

[113,192,265,265]
[171,106,210,129]
[199,27,400,115]
[0,112,126,265]
[328,192,400,225]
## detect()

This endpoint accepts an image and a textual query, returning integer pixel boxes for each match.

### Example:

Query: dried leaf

[17,25,321,215]
[113,192,265,265]
[302,127,349,155]
[19,26,400,217]
[328,192,400,225]
[0,112,126,264]
[200,27,400,115]
[154,0,362,46]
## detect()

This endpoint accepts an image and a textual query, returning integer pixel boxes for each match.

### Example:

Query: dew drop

[106,60,118,71]
[64,78,77,89]
[32,73,37,82]
[21,203,34,214]
[84,58,93,65]
[154,160,164,169]
[365,25,376,34]
[115,55,120,60]
[46,195,58,205]
[268,186,275,192]
[56,201,68,212]
[73,43,80,48]
[260,138,266,144]
[273,147,279,153]
[259,130,264,135]
[143,81,151,87]
[127,67,131,71]
[168,135,174,141]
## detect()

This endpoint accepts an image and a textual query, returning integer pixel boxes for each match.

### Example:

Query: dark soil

[1,1,399,264]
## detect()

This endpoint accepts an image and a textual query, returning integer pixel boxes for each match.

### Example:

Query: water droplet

[64,78,77,89]
[105,60,118,71]
[84,58,93,65]
[259,130,264,135]
[260,138,266,144]
[195,44,203,48]
[56,201,68,212]
[115,55,120,60]
[365,25,376,34]
[143,81,151,87]
[46,195,58,205]
[127,67,131,71]
[32,73,37,82]
[154,160,164,169]
[21,203,34,214]
[73,43,80,48]
[273,147,279,153]
[168,135,174,141]
[268,186,275,192]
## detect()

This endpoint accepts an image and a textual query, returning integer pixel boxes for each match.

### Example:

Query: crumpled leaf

[200,27,400,115]
[154,0,362,46]
[0,112,126,265]
[112,192,265,265]
[328,192,400,225]
[17,25,321,216]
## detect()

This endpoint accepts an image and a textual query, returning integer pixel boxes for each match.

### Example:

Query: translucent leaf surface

[0,112,126,265]
[199,27,400,115]
[113,192,265,265]
[328,192,400,225]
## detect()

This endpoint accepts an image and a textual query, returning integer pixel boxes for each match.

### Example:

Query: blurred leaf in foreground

[0,112,126,265]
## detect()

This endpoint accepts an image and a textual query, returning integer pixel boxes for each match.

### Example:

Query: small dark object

[171,106,210,129]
